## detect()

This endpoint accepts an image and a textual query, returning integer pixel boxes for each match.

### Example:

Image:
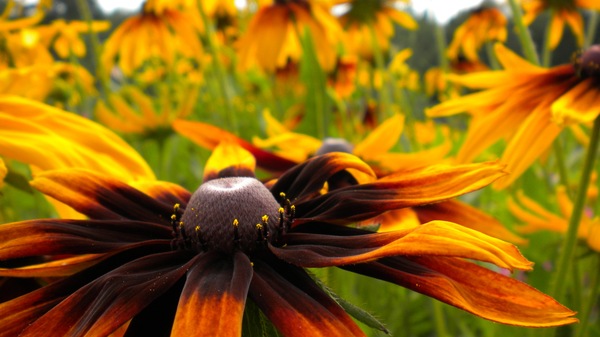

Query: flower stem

[550,116,600,303]
[432,300,449,337]
[368,23,392,120]
[584,10,598,49]
[507,0,540,65]
[575,254,600,337]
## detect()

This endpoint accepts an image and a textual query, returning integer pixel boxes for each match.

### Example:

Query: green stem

[541,12,553,67]
[75,0,110,98]
[435,23,449,72]
[550,116,600,303]
[432,300,449,337]
[368,23,392,120]
[552,140,572,199]
[584,10,598,49]
[196,0,237,133]
[507,0,540,65]
[484,42,500,70]
[575,254,600,337]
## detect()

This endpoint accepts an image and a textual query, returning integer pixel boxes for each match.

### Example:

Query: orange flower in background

[328,55,358,98]
[236,0,342,72]
[447,6,507,62]
[101,3,203,76]
[336,0,417,59]
[427,44,600,189]
[521,0,600,49]
[509,186,600,251]
[95,85,199,135]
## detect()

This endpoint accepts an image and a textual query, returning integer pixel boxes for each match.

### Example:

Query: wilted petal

[171,252,252,337]
[271,221,532,271]
[173,119,297,173]
[31,169,176,223]
[203,142,256,182]
[249,259,365,337]
[345,256,577,327]
[294,162,506,224]
[271,153,375,203]
[16,251,192,337]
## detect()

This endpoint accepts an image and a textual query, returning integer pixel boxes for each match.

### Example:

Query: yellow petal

[353,114,404,158]
[203,142,256,182]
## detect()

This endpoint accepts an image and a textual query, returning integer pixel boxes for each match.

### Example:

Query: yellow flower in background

[101,4,203,76]
[236,0,342,72]
[509,186,600,251]
[424,58,488,101]
[447,6,507,62]
[336,0,417,59]
[522,0,600,49]
[427,44,600,189]
[389,48,420,91]
[3,27,54,68]
[95,85,199,135]
[0,96,156,218]
[0,63,96,106]
[37,19,110,58]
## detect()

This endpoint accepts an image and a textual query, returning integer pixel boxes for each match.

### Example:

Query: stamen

[233,218,240,247]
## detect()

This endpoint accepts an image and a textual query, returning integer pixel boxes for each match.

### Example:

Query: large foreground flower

[0,143,577,336]
[427,44,600,189]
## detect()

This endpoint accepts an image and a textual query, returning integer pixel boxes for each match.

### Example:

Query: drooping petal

[16,251,193,337]
[271,221,532,271]
[173,119,297,173]
[30,169,177,223]
[0,219,171,261]
[203,142,256,182]
[249,258,366,337]
[0,243,174,337]
[294,161,506,224]
[344,256,577,327]
[414,200,527,245]
[171,252,252,337]
[270,153,375,203]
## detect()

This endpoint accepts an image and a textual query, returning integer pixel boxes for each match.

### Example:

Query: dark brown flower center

[315,138,354,156]
[575,45,600,79]
[175,177,284,254]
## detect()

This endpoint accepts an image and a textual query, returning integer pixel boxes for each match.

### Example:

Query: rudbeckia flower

[101,3,202,76]
[36,19,110,58]
[509,186,600,251]
[335,0,417,60]
[427,44,600,189]
[521,0,600,49]
[0,96,155,217]
[235,0,342,72]
[447,6,507,62]
[95,85,199,135]
[0,142,578,336]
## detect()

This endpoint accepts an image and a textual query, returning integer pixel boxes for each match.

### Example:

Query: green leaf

[242,299,282,337]
[4,170,33,193]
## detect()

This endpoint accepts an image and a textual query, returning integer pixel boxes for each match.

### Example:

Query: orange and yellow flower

[235,0,342,72]
[447,6,507,62]
[509,186,600,251]
[427,44,600,189]
[522,0,600,49]
[336,0,417,59]
[95,85,199,135]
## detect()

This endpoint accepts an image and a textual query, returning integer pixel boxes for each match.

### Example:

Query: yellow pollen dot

[170,214,176,220]
[278,207,284,214]
[233,219,239,227]
[261,215,269,222]
[174,203,180,211]
[290,205,295,212]
[279,192,286,198]
[250,262,254,267]
[256,223,263,230]
[195,225,200,232]
[179,221,184,227]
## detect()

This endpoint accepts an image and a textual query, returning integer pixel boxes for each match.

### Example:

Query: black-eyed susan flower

[522,0,600,49]
[36,19,110,58]
[509,185,600,251]
[95,85,199,135]
[0,96,155,218]
[335,0,417,60]
[101,2,202,76]
[424,58,489,101]
[447,6,507,62]
[174,112,451,176]
[235,0,342,72]
[427,44,600,189]
[0,141,578,335]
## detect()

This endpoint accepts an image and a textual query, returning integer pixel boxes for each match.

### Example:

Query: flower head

[521,0,600,49]
[427,44,600,189]
[0,141,578,335]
